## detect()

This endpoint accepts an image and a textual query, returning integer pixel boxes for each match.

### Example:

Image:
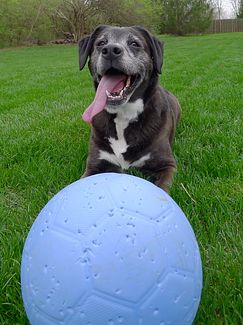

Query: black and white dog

[79,25,180,192]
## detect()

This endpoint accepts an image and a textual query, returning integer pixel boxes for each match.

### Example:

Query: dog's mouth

[98,68,141,106]
[82,68,141,123]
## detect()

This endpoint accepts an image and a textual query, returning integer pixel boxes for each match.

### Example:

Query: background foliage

[0,0,215,48]
[160,0,213,35]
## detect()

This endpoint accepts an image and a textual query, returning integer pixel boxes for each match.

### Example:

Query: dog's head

[79,26,163,121]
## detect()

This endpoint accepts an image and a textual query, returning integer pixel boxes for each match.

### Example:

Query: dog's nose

[102,44,123,60]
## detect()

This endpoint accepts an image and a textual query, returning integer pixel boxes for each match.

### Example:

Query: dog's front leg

[154,165,176,193]
[140,155,176,193]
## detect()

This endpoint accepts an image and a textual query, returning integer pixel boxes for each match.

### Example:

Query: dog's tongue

[82,74,126,123]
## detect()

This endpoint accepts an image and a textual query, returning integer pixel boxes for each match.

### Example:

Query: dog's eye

[97,40,106,47]
[130,41,140,47]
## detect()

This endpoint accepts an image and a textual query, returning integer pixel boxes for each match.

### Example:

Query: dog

[78,25,180,192]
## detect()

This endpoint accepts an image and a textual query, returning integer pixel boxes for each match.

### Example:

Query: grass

[0,32,242,324]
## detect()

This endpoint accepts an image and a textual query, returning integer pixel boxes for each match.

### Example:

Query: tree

[97,0,162,33]
[0,0,61,47]
[231,0,243,17]
[231,0,241,17]
[212,0,224,19]
[51,0,162,41]
[237,0,243,17]
[160,0,213,35]
[52,0,100,42]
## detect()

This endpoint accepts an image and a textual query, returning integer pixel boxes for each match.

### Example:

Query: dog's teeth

[106,90,111,97]
[106,89,125,100]
[126,76,131,87]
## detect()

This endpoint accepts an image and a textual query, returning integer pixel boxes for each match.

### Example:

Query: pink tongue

[82,74,126,123]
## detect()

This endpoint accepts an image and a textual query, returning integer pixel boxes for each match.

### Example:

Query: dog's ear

[78,25,108,71]
[132,26,164,74]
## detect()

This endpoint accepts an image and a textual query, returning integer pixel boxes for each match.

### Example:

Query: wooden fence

[207,19,243,33]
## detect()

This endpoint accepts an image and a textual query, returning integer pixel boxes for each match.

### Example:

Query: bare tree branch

[231,0,241,17]
[27,0,44,40]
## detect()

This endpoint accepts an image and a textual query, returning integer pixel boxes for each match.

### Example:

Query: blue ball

[21,173,202,325]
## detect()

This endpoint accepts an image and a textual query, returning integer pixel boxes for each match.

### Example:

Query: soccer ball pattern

[21,173,202,325]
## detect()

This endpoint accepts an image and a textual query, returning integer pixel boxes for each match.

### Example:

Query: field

[0,32,242,324]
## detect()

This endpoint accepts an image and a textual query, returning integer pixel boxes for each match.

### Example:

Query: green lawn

[0,32,242,324]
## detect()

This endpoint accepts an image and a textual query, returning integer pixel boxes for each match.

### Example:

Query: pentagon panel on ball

[21,173,202,325]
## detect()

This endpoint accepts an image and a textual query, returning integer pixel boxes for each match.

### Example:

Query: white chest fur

[99,100,151,169]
